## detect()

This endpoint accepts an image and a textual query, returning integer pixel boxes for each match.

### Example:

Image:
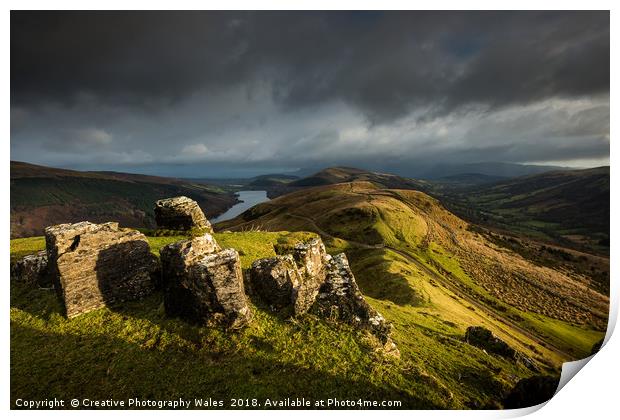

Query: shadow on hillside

[347,249,425,307]
[10,277,65,319]
[10,324,442,409]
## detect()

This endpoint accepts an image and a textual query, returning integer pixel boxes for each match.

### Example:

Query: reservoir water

[211,190,269,223]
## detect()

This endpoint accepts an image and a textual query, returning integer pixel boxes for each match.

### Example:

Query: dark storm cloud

[10,11,610,177]
[11,11,609,121]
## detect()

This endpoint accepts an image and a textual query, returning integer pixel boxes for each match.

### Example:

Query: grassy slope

[431,167,610,253]
[10,161,236,238]
[12,232,541,409]
[274,166,609,255]
[216,182,607,362]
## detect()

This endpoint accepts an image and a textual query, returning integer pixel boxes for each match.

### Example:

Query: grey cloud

[11,11,609,122]
[10,11,610,177]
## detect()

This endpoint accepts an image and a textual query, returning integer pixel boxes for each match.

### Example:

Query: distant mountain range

[10,161,237,238]
[414,162,568,179]
[286,161,568,180]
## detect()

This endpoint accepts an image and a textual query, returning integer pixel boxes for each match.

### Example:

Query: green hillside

[248,174,299,187]
[288,167,431,192]
[13,229,556,409]
[432,167,610,253]
[216,182,607,361]
[262,166,610,256]
[10,161,237,238]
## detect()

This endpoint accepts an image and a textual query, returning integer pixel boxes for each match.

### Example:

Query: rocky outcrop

[37,216,394,349]
[292,238,327,279]
[503,375,560,408]
[161,234,251,329]
[312,253,396,352]
[250,255,302,310]
[45,222,159,318]
[249,239,397,355]
[250,238,328,315]
[292,238,329,315]
[11,251,51,287]
[154,196,211,231]
[465,326,517,359]
[465,326,538,371]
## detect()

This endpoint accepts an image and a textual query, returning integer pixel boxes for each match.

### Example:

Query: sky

[10,11,610,178]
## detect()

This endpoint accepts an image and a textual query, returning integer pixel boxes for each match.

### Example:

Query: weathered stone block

[250,255,302,309]
[249,238,329,315]
[293,237,327,279]
[311,253,397,355]
[292,238,329,315]
[161,235,251,329]
[11,250,51,288]
[154,196,211,231]
[45,221,158,318]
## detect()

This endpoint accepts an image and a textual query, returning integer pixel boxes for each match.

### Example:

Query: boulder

[161,235,251,329]
[292,238,329,315]
[154,196,212,231]
[11,250,51,287]
[250,238,329,315]
[503,375,560,408]
[45,221,159,318]
[311,253,396,354]
[292,238,328,279]
[250,255,302,309]
[249,240,397,355]
[464,326,517,359]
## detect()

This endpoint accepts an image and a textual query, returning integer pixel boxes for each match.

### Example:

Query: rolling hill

[260,166,609,255]
[10,161,237,238]
[247,174,299,187]
[288,167,431,191]
[434,167,610,253]
[216,182,608,363]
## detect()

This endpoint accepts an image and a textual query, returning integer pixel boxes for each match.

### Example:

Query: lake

[211,190,269,223]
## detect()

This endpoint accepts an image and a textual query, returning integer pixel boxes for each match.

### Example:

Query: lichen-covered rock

[11,250,51,287]
[154,196,211,231]
[250,255,302,309]
[293,238,328,279]
[45,221,159,318]
[292,238,329,315]
[465,326,517,359]
[160,233,221,270]
[311,253,397,355]
[249,238,330,315]
[161,235,251,329]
